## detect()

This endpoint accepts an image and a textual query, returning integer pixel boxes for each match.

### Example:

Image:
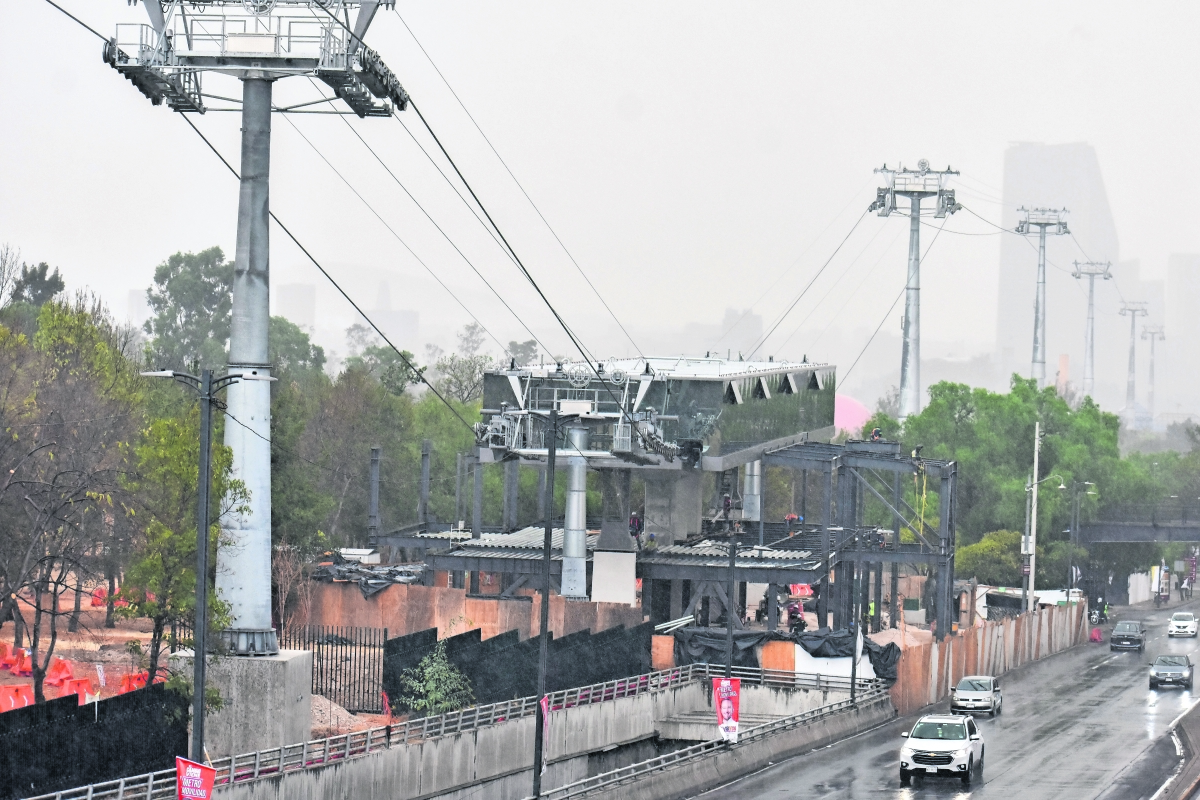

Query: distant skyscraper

[370,282,419,352]
[127,289,150,328]
[276,283,316,333]
[1166,254,1200,418]
[997,143,1123,406]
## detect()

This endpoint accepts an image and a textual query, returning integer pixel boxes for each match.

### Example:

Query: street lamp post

[140,368,274,763]
[1067,482,1097,596]
[1024,459,1066,613]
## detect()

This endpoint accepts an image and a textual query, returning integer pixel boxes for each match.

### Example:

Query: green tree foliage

[119,406,245,681]
[144,247,232,371]
[955,531,1024,587]
[269,316,325,375]
[397,639,474,715]
[345,345,424,396]
[11,262,65,306]
[507,339,538,367]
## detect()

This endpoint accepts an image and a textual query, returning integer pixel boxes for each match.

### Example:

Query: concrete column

[536,467,548,522]
[418,439,431,526]
[669,579,683,619]
[766,584,779,632]
[873,560,883,632]
[742,460,761,522]
[562,427,589,598]
[216,77,276,655]
[817,464,832,626]
[368,446,380,540]
[503,459,520,530]
[471,451,482,594]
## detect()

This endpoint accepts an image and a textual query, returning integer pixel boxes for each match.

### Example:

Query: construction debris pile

[311,555,425,598]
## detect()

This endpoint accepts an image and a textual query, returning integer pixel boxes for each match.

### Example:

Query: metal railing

[536,688,891,800]
[28,664,872,799]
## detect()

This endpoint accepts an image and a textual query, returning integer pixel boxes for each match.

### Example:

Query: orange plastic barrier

[0,684,34,712]
[44,658,74,687]
[0,643,11,671]
[12,651,32,677]
[59,678,94,705]
[118,671,149,694]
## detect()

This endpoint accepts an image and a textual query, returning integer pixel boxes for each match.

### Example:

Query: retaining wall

[296,583,644,641]
[889,602,1088,715]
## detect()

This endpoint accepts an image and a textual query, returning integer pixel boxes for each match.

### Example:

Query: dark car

[1150,655,1194,689]
[1111,620,1146,652]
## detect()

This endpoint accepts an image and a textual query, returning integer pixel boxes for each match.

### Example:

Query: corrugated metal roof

[641,543,821,571]
[434,548,591,563]
[457,526,599,551]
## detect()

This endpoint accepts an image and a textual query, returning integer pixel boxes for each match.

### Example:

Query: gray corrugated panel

[458,527,600,551]
[654,543,815,561]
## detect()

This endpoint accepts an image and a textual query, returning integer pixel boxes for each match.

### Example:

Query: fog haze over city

[4,1,1199,421]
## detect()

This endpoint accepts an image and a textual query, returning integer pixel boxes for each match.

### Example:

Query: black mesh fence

[280,625,388,712]
[383,622,653,713]
[0,683,188,800]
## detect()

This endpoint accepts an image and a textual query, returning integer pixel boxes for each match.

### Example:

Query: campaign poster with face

[713,678,740,743]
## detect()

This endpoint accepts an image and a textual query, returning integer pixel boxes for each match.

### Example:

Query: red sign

[713,678,741,743]
[176,757,215,799]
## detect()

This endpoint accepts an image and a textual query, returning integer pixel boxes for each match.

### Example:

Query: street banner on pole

[176,757,215,799]
[713,678,741,743]
[540,695,551,774]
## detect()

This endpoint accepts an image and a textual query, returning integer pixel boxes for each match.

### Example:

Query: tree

[396,639,474,715]
[955,531,1024,587]
[144,247,232,372]
[0,244,22,308]
[270,316,325,376]
[507,339,538,367]
[435,353,493,403]
[120,407,244,682]
[11,263,64,306]
[457,322,486,356]
[346,345,424,396]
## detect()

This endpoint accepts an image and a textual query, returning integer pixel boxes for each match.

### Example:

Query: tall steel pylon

[1120,302,1149,418]
[1016,208,1069,388]
[869,161,960,421]
[1072,261,1112,398]
[106,0,409,655]
[1142,325,1165,422]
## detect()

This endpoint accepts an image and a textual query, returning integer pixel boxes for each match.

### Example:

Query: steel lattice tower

[107,0,409,655]
[1142,325,1165,422]
[1016,208,1069,388]
[1071,261,1112,398]
[869,161,960,421]
[1120,302,1149,418]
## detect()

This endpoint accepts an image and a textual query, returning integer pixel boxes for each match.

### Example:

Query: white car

[950,675,1002,716]
[1168,612,1198,638]
[900,714,985,786]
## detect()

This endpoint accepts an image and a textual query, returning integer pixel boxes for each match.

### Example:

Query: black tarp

[796,627,902,684]
[672,628,796,668]
[0,683,188,800]
[383,622,655,713]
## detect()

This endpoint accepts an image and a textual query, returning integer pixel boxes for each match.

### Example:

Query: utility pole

[1026,422,1041,614]
[532,409,558,799]
[1142,325,1165,423]
[1120,302,1149,422]
[1072,261,1112,397]
[1016,208,1070,387]
[870,161,961,420]
[109,0,409,656]
[368,446,381,541]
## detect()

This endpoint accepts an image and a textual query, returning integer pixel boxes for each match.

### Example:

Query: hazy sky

[3,2,1198,387]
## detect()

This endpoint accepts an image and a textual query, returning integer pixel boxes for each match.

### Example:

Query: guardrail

[536,688,891,800]
[29,663,872,799]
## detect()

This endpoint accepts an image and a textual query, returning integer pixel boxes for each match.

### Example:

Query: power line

[391,8,644,358]
[179,114,477,434]
[748,208,869,358]
[715,179,874,347]
[41,0,106,40]
[841,218,948,385]
[275,112,516,358]
[799,228,905,352]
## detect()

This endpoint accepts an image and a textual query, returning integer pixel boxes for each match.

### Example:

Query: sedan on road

[950,675,1002,716]
[1149,655,1194,690]
[1111,620,1146,652]
[1168,612,1198,638]
[900,714,985,786]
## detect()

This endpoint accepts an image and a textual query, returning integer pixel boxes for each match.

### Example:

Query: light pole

[140,368,274,763]
[1067,482,1097,596]
[1024,431,1066,615]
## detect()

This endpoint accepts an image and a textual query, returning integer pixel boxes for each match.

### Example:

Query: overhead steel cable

[179,114,476,434]
[714,179,874,347]
[841,217,948,385]
[275,112,515,358]
[291,81,555,357]
[392,8,644,358]
[41,0,106,40]
[747,208,869,359]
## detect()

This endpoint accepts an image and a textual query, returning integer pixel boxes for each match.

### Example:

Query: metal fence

[279,625,388,713]
[29,663,877,799]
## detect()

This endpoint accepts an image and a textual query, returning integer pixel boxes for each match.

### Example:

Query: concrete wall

[210,678,856,800]
[295,583,644,641]
[172,650,312,759]
[889,602,1088,715]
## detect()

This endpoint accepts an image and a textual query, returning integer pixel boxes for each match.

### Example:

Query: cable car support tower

[105,0,409,655]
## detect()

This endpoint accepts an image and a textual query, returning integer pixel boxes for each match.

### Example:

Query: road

[696,600,1200,800]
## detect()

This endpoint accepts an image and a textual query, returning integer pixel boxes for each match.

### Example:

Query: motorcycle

[1089,609,1100,625]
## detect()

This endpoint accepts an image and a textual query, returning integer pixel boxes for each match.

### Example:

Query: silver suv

[900,714,985,786]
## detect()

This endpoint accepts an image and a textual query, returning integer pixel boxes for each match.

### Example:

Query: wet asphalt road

[696,600,1200,800]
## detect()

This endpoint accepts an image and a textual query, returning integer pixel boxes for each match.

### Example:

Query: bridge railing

[1094,503,1200,524]
[29,663,871,799]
